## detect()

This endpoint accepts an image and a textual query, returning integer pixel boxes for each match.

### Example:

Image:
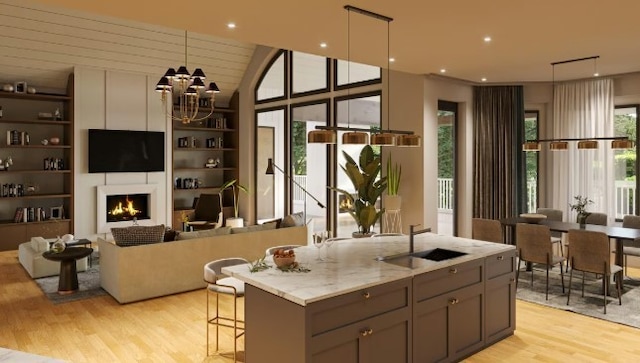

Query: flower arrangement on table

[569,195,593,224]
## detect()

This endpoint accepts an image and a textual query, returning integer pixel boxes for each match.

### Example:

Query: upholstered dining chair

[471,218,503,243]
[565,212,608,272]
[515,223,566,300]
[537,208,564,255]
[204,258,249,361]
[622,215,640,277]
[566,229,622,314]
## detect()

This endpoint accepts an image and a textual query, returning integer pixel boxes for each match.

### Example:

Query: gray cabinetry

[413,259,485,362]
[485,250,517,345]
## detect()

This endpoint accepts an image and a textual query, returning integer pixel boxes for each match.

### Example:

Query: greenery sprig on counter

[276,262,311,273]
[249,255,269,273]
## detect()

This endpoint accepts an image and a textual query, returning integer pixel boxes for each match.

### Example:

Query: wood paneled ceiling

[31,0,640,84]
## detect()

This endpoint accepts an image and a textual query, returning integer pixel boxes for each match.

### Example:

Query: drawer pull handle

[363,292,371,299]
[449,268,458,274]
[497,255,504,261]
[367,328,373,335]
[449,298,460,305]
[360,328,372,337]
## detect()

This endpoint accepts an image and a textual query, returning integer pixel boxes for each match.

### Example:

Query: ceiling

[32,0,640,83]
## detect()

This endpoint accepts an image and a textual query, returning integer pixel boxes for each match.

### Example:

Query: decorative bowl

[273,254,296,268]
[519,213,547,224]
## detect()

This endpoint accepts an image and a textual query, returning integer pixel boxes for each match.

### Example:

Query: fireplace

[97,184,159,233]
[106,193,150,222]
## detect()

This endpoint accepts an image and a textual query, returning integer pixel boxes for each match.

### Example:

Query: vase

[226,217,244,228]
[383,195,402,211]
[577,213,589,228]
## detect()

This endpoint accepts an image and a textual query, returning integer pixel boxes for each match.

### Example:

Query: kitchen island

[223,233,516,363]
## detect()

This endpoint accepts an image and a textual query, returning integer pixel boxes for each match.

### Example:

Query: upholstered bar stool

[204,258,249,361]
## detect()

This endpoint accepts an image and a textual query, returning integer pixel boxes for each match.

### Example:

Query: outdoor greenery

[614,113,637,180]
[437,120,454,179]
[292,120,307,175]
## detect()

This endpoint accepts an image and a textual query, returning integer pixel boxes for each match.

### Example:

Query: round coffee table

[42,247,93,295]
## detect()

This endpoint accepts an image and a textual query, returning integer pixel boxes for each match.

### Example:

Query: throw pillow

[30,236,50,252]
[231,221,278,234]
[111,224,166,247]
[260,218,282,228]
[280,212,305,228]
[163,228,178,242]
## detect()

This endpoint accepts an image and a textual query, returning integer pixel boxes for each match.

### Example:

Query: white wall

[74,67,170,240]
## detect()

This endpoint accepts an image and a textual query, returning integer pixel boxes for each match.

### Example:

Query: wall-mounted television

[88,129,165,173]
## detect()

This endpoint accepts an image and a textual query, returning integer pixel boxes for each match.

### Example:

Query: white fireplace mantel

[97,184,159,234]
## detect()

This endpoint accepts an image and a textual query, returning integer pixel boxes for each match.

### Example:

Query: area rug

[516,265,640,329]
[34,252,107,304]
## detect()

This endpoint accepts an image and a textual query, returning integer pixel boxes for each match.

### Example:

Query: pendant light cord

[386,19,390,132]
[347,8,351,129]
[184,30,188,68]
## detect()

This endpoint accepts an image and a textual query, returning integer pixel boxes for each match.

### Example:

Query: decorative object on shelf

[25,184,37,194]
[6,130,29,145]
[38,112,53,120]
[51,238,66,253]
[382,155,402,233]
[218,179,249,227]
[40,139,48,145]
[54,108,61,120]
[266,158,326,225]
[307,5,419,147]
[569,195,594,225]
[49,137,60,145]
[50,206,64,220]
[2,84,13,92]
[155,30,221,125]
[330,145,387,238]
[205,157,220,168]
[27,87,36,94]
[14,82,26,94]
[3,156,12,171]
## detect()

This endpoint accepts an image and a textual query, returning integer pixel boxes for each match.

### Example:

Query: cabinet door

[485,272,516,344]
[311,307,410,363]
[413,283,484,363]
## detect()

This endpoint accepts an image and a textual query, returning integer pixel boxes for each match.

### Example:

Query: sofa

[97,224,308,304]
[18,237,88,278]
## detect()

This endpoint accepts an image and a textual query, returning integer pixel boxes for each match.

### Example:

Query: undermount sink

[377,248,468,268]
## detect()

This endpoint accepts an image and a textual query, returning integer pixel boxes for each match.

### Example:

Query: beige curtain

[473,86,524,219]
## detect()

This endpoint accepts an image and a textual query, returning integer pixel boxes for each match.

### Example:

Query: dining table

[500,217,640,274]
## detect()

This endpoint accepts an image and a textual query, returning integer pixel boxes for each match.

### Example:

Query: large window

[524,111,539,213]
[437,101,457,236]
[614,105,639,219]
[255,50,381,235]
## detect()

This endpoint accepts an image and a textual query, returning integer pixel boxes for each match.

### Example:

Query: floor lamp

[265,158,325,225]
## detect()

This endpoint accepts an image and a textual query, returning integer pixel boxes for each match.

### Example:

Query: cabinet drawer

[308,278,411,336]
[413,259,483,302]
[486,250,516,279]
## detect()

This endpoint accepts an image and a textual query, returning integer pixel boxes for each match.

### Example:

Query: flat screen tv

[88,129,165,173]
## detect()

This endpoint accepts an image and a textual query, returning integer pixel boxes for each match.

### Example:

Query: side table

[42,247,93,295]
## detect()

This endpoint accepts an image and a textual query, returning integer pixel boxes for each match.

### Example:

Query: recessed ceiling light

[440,69,446,73]
[483,36,491,43]
[320,42,327,48]
[227,22,236,29]
[389,57,395,62]
[593,72,600,77]
[481,77,487,82]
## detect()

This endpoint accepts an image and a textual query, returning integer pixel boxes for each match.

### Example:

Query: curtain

[473,86,524,219]
[551,78,614,223]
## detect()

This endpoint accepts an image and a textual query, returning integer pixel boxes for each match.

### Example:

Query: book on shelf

[13,207,22,223]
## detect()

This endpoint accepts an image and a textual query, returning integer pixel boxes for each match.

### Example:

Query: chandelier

[307,5,419,147]
[155,31,220,124]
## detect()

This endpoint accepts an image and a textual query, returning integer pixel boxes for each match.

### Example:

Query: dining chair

[566,229,622,314]
[565,212,608,272]
[471,218,503,243]
[537,208,564,255]
[515,223,566,300]
[622,215,640,277]
[204,258,249,361]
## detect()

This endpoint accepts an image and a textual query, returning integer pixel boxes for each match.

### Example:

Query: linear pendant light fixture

[308,5,419,146]
[523,55,634,152]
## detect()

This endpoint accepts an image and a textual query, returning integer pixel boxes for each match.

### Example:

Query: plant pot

[226,217,244,228]
[383,195,402,211]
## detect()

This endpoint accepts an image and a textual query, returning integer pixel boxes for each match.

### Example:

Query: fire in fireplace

[106,193,150,222]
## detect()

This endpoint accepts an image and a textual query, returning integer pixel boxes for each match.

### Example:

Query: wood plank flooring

[2,250,640,362]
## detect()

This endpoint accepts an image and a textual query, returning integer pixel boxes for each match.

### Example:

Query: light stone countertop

[222,233,515,306]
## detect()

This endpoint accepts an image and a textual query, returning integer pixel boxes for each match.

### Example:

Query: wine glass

[323,231,334,260]
[312,232,325,261]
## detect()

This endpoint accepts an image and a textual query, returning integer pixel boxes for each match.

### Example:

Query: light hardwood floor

[2,250,640,362]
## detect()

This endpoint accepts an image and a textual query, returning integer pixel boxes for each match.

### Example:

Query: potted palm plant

[218,179,249,227]
[383,155,402,211]
[331,145,387,237]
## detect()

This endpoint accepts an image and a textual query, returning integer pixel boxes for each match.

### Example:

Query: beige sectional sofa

[97,225,307,303]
